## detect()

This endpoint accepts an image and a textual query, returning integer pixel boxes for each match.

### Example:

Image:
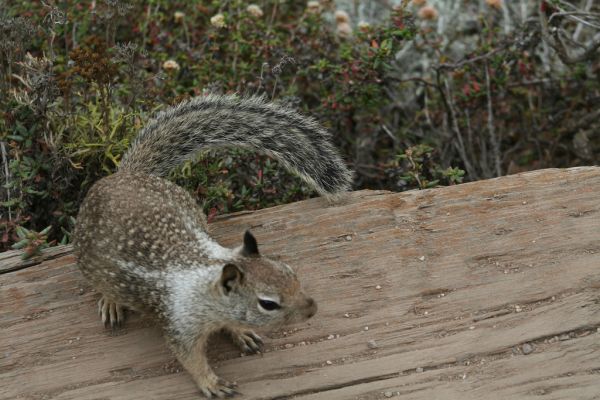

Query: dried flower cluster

[210,13,226,28]
[246,4,264,18]
[306,1,322,15]
[334,9,352,39]
[163,60,180,72]
[410,0,438,21]
[418,6,438,21]
[486,0,503,10]
[174,11,185,24]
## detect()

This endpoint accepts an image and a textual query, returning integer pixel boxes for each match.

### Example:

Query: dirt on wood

[1,167,600,400]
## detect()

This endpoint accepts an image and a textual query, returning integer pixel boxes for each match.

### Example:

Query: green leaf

[15,122,28,136]
[24,188,47,196]
[40,225,52,236]
[12,239,30,249]
[1,199,20,207]
[15,226,29,239]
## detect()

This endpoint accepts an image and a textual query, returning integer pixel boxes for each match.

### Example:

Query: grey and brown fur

[119,94,352,199]
[73,95,351,397]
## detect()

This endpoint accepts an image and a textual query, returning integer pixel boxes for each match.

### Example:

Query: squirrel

[73,94,352,398]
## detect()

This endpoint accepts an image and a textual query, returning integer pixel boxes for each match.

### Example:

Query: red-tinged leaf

[257,169,263,181]
[371,40,379,49]
[540,1,556,14]
[518,60,528,76]
[472,81,481,92]
[207,207,218,224]
[462,84,471,96]
[1,231,8,243]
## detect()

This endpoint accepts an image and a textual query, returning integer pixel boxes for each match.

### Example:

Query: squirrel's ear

[239,230,259,257]
[220,263,244,294]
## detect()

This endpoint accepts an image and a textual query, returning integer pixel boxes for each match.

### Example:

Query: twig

[268,1,278,34]
[464,108,474,166]
[255,62,269,95]
[438,73,478,180]
[484,61,501,177]
[573,0,594,42]
[388,75,437,87]
[437,45,508,71]
[549,12,600,30]
[271,76,279,101]
[1,141,12,221]
[423,88,432,128]
[381,124,399,144]
[182,19,191,50]
[556,108,600,141]
[540,7,600,64]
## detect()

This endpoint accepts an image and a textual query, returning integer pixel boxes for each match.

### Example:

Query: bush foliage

[1,0,599,251]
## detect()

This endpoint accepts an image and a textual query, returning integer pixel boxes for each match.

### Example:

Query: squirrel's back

[75,173,214,265]
[74,173,231,312]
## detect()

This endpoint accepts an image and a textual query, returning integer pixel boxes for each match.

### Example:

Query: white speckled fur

[193,230,234,260]
[166,265,221,342]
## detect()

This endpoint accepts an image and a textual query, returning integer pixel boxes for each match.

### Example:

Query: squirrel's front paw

[227,328,264,354]
[197,373,238,398]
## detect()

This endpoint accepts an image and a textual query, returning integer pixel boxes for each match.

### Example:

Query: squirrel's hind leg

[97,295,126,328]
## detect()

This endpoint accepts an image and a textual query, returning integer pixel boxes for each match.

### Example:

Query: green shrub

[0,1,419,250]
[1,0,598,251]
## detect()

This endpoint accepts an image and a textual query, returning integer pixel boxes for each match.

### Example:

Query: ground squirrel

[73,94,352,398]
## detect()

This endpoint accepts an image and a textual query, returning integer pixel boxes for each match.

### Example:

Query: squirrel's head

[216,231,317,327]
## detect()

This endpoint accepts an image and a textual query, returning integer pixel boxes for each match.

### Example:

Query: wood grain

[1,167,599,400]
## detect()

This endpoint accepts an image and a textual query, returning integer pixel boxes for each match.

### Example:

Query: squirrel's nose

[305,297,317,319]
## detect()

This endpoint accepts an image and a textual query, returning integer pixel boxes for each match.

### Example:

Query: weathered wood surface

[1,167,600,400]
[0,245,73,274]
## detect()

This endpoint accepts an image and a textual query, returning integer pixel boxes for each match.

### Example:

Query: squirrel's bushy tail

[119,94,352,199]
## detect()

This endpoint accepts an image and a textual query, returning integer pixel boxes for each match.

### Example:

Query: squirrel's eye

[258,299,281,311]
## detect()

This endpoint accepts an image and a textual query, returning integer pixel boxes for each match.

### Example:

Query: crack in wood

[264,372,401,400]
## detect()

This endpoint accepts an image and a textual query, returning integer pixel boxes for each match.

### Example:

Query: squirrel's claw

[97,296,125,329]
[244,332,263,353]
[218,378,239,398]
[227,328,264,355]
[249,332,264,346]
[199,377,238,398]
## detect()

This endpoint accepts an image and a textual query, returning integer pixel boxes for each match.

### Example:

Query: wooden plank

[0,245,73,274]
[1,167,600,400]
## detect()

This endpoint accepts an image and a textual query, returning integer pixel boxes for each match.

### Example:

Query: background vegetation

[1,0,599,252]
